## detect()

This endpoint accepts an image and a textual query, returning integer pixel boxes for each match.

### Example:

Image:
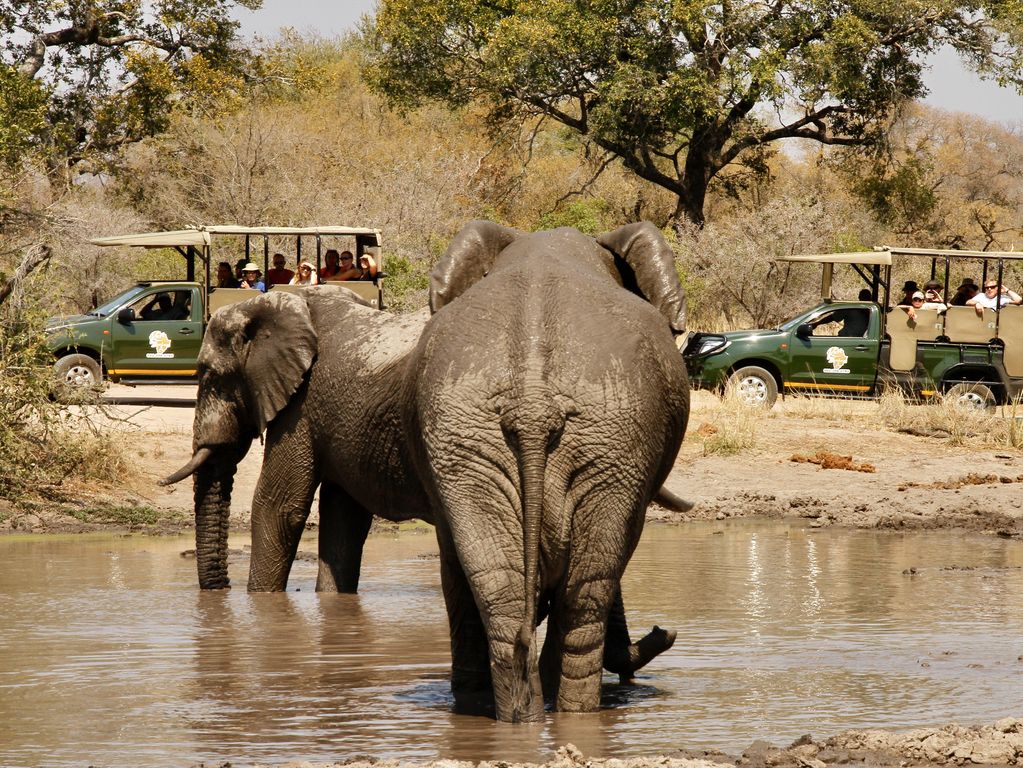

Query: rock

[994,717,1021,733]
[553,744,585,766]
[966,739,1016,763]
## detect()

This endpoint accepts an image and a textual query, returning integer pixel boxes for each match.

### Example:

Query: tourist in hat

[239,262,266,292]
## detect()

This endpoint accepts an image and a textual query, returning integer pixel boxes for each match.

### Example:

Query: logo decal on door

[824,346,850,373]
[146,330,174,358]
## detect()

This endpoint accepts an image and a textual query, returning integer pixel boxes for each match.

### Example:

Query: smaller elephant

[163,285,679,680]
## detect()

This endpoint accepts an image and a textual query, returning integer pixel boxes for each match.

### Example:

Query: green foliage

[852,158,938,229]
[69,504,169,527]
[369,0,1023,224]
[382,253,431,313]
[0,65,48,169]
[0,0,259,176]
[0,289,130,503]
[535,199,608,235]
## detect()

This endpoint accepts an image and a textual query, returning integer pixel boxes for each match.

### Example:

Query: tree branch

[0,245,52,307]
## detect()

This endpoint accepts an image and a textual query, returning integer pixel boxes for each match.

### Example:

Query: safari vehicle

[47,225,383,390]
[682,246,1023,409]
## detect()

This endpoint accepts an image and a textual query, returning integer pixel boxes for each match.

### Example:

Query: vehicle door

[106,287,203,377]
[786,306,879,394]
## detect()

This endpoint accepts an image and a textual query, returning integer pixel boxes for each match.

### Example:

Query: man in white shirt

[967,280,1022,315]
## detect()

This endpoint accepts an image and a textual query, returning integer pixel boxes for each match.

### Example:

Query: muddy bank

[5,389,1023,537]
[249,719,1023,768]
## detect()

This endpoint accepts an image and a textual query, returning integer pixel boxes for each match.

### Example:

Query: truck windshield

[776,302,831,331]
[89,285,149,317]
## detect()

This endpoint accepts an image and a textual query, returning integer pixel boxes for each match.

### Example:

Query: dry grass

[877,390,1023,449]
[688,387,1023,455]
[694,392,761,455]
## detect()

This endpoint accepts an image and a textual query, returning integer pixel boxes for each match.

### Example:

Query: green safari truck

[682,246,1023,409]
[47,225,384,390]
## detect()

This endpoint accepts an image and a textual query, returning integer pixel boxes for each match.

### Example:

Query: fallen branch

[0,243,52,307]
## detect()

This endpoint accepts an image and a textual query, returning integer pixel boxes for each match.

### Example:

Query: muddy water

[1,522,1022,768]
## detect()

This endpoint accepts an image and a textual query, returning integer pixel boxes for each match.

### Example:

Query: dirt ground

[14,384,1019,538]
[5,384,1023,768]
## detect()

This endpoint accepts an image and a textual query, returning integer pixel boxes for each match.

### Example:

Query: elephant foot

[613,625,677,683]
[452,687,495,718]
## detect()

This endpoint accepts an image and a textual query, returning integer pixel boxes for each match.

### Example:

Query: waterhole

[1,521,1021,767]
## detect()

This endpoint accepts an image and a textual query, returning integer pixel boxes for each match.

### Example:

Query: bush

[0,283,130,504]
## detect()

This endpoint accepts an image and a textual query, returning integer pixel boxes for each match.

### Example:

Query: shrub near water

[0,298,131,506]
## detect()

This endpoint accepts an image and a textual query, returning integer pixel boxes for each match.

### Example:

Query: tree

[0,0,260,181]
[369,0,1023,225]
[840,104,1023,250]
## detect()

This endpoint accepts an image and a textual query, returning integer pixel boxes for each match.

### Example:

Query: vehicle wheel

[725,365,779,408]
[53,354,102,397]
[945,382,996,411]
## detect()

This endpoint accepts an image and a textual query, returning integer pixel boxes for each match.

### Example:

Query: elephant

[162,287,433,593]
[405,220,690,722]
[162,285,682,679]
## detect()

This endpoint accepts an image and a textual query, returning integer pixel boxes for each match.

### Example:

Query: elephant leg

[435,521,493,715]
[539,595,563,700]
[316,482,373,593]
[602,587,677,683]
[550,497,645,712]
[247,423,318,592]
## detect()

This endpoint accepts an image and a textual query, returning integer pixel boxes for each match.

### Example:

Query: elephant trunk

[193,453,238,590]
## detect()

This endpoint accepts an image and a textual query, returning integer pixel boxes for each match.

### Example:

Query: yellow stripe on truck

[783,381,871,392]
[107,368,197,376]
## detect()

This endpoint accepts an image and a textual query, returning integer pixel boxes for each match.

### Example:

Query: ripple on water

[1,522,1022,767]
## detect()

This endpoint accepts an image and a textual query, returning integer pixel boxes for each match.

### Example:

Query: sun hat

[241,262,261,273]
[902,280,919,292]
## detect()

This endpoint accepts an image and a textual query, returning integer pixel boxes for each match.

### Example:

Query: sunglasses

[986,285,999,290]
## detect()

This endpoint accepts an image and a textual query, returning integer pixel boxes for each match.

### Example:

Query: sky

[232,0,1023,125]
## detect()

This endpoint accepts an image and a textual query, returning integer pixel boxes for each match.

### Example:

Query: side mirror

[796,323,812,339]
[117,307,136,324]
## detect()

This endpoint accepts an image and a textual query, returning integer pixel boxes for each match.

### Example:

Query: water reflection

[1,523,1021,767]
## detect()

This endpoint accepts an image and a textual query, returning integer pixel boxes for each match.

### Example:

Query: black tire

[53,354,102,397]
[725,365,779,408]
[945,382,996,411]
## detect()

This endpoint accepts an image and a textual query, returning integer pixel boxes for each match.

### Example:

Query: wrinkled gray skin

[163,286,676,680]
[406,221,690,723]
[166,287,432,593]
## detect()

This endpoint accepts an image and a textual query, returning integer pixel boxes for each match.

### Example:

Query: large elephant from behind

[163,286,678,679]
[407,221,691,722]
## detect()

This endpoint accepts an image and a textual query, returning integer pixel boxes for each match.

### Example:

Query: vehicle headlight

[686,334,729,357]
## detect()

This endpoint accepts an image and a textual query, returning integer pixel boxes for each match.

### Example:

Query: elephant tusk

[654,486,694,512]
[160,446,214,486]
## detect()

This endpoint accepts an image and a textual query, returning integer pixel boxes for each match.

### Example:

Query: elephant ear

[429,220,522,312]
[228,292,318,434]
[597,221,687,333]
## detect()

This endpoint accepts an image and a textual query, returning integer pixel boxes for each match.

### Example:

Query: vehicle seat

[209,287,256,314]
[886,310,920,372]
[998,305,1023,377]
[944,306,997,344]
[908,308,942,340]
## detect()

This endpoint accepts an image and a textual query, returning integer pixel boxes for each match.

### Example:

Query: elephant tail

[503,395,568,687]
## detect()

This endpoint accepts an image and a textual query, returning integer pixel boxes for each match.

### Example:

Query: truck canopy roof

[778,251,892,266]
[782,246,1023,265]
[90,225,382,248]
[883,246,1023,262]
